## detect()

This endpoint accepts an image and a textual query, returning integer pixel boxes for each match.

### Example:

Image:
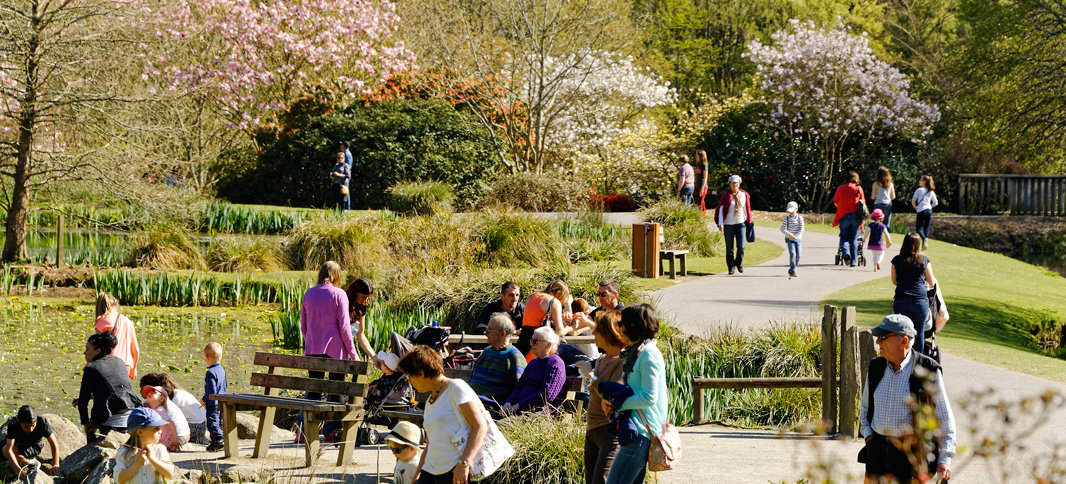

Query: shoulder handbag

[448,383,515,480]
[340,184,350,195]
[635,408,682,472]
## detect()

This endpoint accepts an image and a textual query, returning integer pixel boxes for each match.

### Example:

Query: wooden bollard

[821,305,838,433]
[839,306,860,439]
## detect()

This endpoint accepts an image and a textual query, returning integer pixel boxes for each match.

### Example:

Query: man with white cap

[714,175,754,275]
[860,314,955,482]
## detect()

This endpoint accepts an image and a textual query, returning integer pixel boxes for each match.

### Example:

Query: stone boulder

[233,413,295,442]
[85,457,117,484]
[39,414,86,462]
[59,439,116,484]
[221,465,275,483]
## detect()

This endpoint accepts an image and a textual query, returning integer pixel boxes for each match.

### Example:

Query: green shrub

[285,214,387,272]
[206,237,286,272]
[216,97,501,209]
[559,212,631,263]
[473,211,568,268]
[484,413,586,484]
[478,172,589,212]
[126,226,205,270]
[641,199,720,257]
[387,180,456,215]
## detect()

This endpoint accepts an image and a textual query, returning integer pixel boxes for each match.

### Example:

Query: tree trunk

[3,118,34,262]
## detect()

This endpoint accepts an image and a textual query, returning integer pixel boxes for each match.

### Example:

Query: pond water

[1024,253,1066,278]
[9,230,130,266]
[0,299,276,422]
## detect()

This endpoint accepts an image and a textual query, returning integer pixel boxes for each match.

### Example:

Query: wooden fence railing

[957,174,1066,216]
[691,305,872,438]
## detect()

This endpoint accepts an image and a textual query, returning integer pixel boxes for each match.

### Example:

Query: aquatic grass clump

[641,199,721,257]
[387,180,456,216]
[285,214,387,272]
[559,212,630,263]
[473,210,568,268]
[483,412,586,484]
[92,270,284,307]
[126,226,205,270]
[206,236,286,272]
[199,201,310,234]
[385,216,479,279]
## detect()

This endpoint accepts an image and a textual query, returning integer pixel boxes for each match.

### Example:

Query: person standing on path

[330,152,350,211]
[577,310,626,484]
[860,314,955,483]
[891,234,937,355]
[911,175,938,250]
[833,171,866,267]
[675,155,695,205]
[297,261,355,440]
[780,201,804,277]
[715,175,753,275]
[340,141,352,167]
[693,150,709,212]
[871,167,896,230]
[603,304,668,484]
[866,209,892,271]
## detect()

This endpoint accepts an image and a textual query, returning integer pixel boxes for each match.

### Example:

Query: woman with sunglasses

[500,326,566,416]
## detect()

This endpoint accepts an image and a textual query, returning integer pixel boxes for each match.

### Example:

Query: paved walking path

[649,228,1066,483]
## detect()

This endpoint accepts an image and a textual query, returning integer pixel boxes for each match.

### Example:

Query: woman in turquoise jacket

[604,304,669,484]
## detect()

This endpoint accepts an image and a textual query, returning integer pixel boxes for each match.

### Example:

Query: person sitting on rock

[2,405,61,480]
[140,386,189,452]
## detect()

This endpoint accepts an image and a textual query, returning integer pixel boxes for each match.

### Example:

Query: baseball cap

[786,201,798,213]
[141,385,168,400]
[126,407,168,433]
[385,421,422,448]
[871,314,917,338]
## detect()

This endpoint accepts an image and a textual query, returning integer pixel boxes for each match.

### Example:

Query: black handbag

[745,221,755,243]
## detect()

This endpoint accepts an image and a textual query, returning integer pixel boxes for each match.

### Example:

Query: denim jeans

[604,435,650,484]
[873,202,893,231]
[679,186,694,205]
[335,185,350,211]
[915,209,932,243]
[786,238,801,273]
[894,297,929,355]
[838,211,861,266]
[723,223,746,269]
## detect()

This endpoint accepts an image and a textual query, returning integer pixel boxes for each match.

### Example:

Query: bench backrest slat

[253,352,370,375]
[444,368,472,380]
[251,373,368,397]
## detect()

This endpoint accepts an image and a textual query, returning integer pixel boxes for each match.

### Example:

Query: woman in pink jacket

[94,292,140,379]
[714,174,754,275]
[297,261,356,441]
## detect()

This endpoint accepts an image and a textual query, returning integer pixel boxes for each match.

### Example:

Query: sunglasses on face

[597,292,610,297]
[388,445,406,454]
[531,339,546,345]
[875,334,899,343]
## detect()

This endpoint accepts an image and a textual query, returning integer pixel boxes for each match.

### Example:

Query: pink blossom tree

[149,0,416,131]
[745,20,940,209]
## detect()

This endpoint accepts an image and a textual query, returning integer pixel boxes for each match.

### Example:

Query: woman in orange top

[94,292,140,379]
[515,280,570,362]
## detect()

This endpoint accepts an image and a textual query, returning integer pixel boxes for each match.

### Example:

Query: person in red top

[714,175,754,275]
[833,171,866,267]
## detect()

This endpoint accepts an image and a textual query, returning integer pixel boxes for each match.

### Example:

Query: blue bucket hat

[126,407,168,433]
[871,314,917,338]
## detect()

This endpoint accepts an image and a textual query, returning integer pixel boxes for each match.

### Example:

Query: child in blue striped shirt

[780,202,805,277]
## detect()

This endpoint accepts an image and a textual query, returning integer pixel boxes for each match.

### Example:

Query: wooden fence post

[56,213,64,268]
[859,330,876,388]
[821,305,838,433]
[839,306,860,439]
[692,379,704,424]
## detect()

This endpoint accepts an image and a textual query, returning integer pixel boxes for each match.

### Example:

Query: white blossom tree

[745,20,940,209]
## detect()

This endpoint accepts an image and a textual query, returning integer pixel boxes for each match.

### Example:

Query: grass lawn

[575,237,784,292]
[817,223,1066,384]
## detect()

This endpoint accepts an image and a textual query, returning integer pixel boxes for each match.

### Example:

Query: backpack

[862,353,942,473]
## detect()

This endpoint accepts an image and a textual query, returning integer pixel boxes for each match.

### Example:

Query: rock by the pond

[85,457,117,484]
[180,468,204,484]
[59,440,116,484]
[234,413,295,441]
[96,430,130,450]
[221,465,275,483]
[39,413,86,462]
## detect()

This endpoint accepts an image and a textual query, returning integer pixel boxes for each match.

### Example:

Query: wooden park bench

[210,352,370,467]
[659,249,689,279]
[379,367,586,426]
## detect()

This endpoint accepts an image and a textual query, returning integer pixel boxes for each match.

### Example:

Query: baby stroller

[922,283,947,364]
[835,222,867,267]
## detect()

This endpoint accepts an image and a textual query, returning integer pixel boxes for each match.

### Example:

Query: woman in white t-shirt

[114,407,177,484]
[910,175,939,250]
[871,166,896,229]
[399,346,488,484]
[141,373,209,445]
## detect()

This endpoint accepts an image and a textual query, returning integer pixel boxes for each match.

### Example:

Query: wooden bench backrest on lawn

[209,352,370,467]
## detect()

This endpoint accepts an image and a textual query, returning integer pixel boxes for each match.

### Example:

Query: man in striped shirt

[469,314,527,406]
[860,314,955,482]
